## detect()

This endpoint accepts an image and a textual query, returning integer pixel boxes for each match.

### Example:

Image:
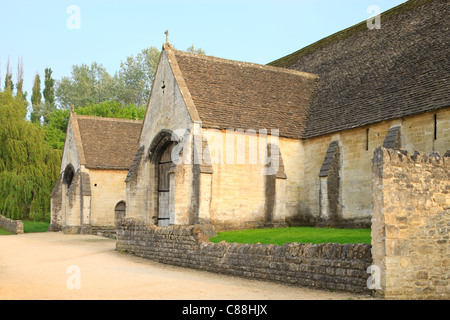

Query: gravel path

[0,232,373,300]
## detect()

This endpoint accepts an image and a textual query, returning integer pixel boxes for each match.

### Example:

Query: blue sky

[1,0,406,103]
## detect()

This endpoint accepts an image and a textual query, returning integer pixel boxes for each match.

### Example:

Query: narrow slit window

[434,114,437,141]
[366,128,369,151]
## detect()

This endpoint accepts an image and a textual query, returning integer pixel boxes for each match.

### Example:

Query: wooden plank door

[115,201,126,224]
[158,144,173,227]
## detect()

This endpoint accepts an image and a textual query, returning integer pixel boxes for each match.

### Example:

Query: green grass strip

[0,228,15,235]
[23,221,50,233]
[210,227,371,246]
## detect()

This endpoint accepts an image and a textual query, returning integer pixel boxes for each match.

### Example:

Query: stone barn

[50,112,142,234]
[125,0,449,231]
[268,0,449,228]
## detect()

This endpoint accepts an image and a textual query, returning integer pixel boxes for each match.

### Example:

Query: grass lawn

[0,228,15,235]
[210,227,371,246]
[23,221,50,233]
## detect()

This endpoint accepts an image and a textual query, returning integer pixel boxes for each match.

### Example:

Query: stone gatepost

[371,147,449,300]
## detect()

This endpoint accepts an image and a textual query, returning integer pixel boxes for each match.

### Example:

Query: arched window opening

[63,164,75,188]
[157,142,175,227]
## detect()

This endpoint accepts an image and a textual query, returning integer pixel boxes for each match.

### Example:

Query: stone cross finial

[165,30,169,44]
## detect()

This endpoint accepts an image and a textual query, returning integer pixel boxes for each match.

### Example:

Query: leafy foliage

[114,46,160,106]
[42,108,70,150]
[75,100,146,119]
[185,44,206,55]
[54,45,204,110]
[55,62,116,110]
[0,90,61,221]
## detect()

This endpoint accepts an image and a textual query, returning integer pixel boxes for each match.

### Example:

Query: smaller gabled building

[50,112,142,234]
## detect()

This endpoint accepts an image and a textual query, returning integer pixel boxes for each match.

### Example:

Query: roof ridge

[268,0,435,68]
[171,46,318,80]
[74,113,143,123]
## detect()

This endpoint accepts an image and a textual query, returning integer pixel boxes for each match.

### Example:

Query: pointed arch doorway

[157,142,175,227]
[115,201,126,224]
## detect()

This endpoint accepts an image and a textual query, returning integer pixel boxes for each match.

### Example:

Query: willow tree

[0,90,61,221]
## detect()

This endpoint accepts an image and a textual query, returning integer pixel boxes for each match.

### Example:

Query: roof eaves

[70,112,86,166]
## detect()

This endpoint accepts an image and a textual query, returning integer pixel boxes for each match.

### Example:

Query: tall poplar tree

[42,68,56,124]
[30,73,42,124]
[16,57,26,101]
[4,58,14,93]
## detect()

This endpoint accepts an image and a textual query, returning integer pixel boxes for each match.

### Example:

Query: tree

[30,73,42,124]
[54,45,205,110]
[16,57,26,101]
[55,62,115,109]
[185,44,206,55]
[114,45,204,106]
[41,68,56,124]
[114,46,160,106]
[0,90,61,221]
[4,58,14,93]
[42,108,70,150]
[43,68,55,105]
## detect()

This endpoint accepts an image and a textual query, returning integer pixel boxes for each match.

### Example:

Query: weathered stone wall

[89,169,128,228]
[116,218,372,294]
[0,215,24,234]
[51,116,82,232]
[372,147,449,300]
[49,173,63,232]
[63,170,82,233]
[297,108,449,228]
[204,128,287,230]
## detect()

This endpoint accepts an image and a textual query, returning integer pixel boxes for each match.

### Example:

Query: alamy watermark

[367,5,381,30]
[367,265,382,290]
[168,128,281,176]
[66,265,81,290]
[67,5,81,30]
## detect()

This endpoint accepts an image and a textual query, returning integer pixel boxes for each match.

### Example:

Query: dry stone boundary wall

[116,146,450,298]
[0,216,24,234]
[116,219,372,294]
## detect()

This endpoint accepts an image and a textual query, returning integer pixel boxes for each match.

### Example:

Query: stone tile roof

[72,113,142,170]
[269,0,450,139]
[170,46,319,140]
